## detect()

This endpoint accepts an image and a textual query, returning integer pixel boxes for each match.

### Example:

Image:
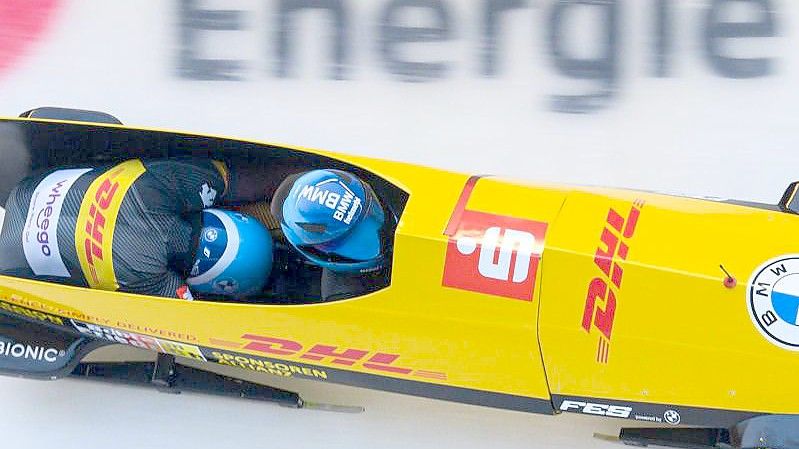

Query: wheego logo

[582,199,644,363]
[211,334,447,381]
[559,400,632,418]
[442,209,547,301]
[32,178,68,255]
[75,160,146,290]
[22,168,90,277]
[747,256,799,350]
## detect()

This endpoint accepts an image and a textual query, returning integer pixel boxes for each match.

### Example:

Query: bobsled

[0,108,798,449]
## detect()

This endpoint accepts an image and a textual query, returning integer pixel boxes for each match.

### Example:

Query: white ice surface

[0,346,629,449]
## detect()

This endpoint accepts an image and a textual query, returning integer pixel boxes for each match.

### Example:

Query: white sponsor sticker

[23,168,91,277]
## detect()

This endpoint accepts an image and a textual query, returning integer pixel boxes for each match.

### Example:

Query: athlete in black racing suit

[0,159,229,298]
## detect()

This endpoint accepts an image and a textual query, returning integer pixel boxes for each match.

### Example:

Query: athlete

[0,160,390,301]
[271,168,391,300]
[0,158,273,299]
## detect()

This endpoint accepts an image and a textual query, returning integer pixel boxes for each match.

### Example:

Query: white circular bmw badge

[204,228,218,242]
[663,409,681,425]
[747,255,799,350]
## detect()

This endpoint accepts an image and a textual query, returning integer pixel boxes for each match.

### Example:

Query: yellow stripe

[211,160,229,196]
[75,159,147,290]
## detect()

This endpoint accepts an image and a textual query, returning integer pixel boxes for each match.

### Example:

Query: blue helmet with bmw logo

[272,169,386,273]
[187,209,273,297]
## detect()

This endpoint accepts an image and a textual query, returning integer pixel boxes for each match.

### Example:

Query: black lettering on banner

[762,310,778,326]
[177,0,245,80]
[481,0,529,76]
[653,0,672,77]
[547,0,619,114]
[168,1,785,113]
[275,0,349,79]
[755,282,770,297]
[770,263,787,277]
[379,0,453,82]
[703,0,777,78]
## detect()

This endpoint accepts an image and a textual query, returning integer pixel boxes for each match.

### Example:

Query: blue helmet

[187,209,273,297]
[272,169,386,273]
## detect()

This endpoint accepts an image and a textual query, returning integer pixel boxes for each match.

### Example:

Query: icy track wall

[0,0,796,203]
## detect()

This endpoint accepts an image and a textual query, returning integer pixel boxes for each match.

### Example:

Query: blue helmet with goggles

[187,209,273,297]
[272,169,386,273]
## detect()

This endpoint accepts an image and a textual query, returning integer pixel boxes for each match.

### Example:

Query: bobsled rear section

[0,302,107,379]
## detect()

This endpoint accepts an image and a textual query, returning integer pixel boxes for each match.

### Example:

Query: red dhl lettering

[80,177,121,281]
[238,334,445,379]
[581,199,645,364]
[75,160,146,290]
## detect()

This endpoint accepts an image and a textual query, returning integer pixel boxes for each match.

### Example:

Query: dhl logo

[581,199,645,364]
[75,160,146,290]
[210,334,448,381]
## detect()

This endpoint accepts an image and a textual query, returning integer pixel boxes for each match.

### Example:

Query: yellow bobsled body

[0,117,796,428]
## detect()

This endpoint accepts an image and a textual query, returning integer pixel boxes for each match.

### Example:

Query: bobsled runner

[0,108,798,448]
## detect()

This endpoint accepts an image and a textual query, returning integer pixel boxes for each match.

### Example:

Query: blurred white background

[0,0,795,447]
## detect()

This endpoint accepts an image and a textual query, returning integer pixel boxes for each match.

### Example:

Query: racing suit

[0,159,228,298]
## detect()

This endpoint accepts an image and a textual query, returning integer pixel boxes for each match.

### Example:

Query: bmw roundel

[748,255,799,350]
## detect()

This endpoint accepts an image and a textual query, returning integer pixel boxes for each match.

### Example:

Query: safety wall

[0,0,796,202]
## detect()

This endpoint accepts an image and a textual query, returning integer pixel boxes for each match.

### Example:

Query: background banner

[1,1,795,202]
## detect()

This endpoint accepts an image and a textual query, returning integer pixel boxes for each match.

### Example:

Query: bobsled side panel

[0,164,568,412]
[539,187,799,421]
[388,176,569,401]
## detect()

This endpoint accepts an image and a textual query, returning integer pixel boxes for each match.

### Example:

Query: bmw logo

[204,228,218,242]
[747,255,799,350]
[214,278,238,293]
[663,409,681,425]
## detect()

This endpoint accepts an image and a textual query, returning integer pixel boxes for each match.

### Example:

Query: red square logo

[442,210,548,301]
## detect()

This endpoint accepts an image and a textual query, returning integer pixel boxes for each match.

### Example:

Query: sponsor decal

[442,176,547,301]
[72,320,206,361]
[75,159,146,290]
[211,351,329,379]
[298,178,361,224]
[559,400,632,418]
[0,299,64,325]
[199,182,217,207]
[213,278,238,294]
[630,411,679,425]
[0,340,63,363]
[557,397,684,425]
[663,409,682,425]
[747,255,799,350]
[210,334,447,381]
[203,228,218,242]
[581,199,645,363]
[442,209,548,301]
[22,168,91,277]
[0,292,198,342]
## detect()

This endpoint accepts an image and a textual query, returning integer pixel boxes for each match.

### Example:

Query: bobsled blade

[300,400,365,413]
[592,433,619,443]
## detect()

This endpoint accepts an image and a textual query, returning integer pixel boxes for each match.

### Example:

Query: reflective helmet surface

[272,169,386,273]
[187,209,273,297]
